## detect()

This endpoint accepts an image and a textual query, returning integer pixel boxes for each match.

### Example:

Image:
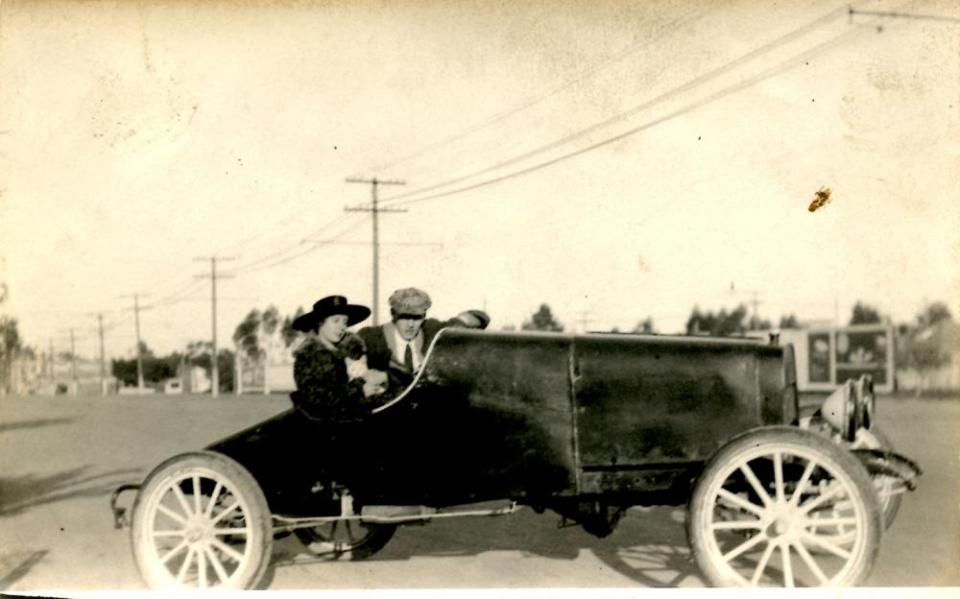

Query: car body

[112,328,920,589]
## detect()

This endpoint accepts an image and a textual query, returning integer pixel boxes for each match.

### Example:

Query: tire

[852,427,902,530]
[131,451,273,590]
[687,426,882,587]
[294,521,396,560]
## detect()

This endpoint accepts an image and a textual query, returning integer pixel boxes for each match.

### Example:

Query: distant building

[896,320,960,393]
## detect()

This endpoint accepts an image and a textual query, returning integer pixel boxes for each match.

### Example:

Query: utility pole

[195,256,235,397]
[578,310,593,334]
[48,338,54,379]
[345,177,407,325]
[728,283,763,329]
[121,293,149,392]
[69,328,78,393]
[748,291,763,328]
[97,313,106,395]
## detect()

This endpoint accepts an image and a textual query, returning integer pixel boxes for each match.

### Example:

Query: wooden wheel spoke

[212,527,250,536]
[197,546,208,588]
[793,541,829,585]
[152,529,185,539]
[799,482,846,515]
[803,516,858,528]
[192,475,202,515]
[722,530,767,562]
[773,451,785,502]
[802,532,853,559]
[204,482,223,518]
[711,519,762,531]
[210,500,241,526]
[176,547,195,583]
[203,545,230,584]
[789,460,817,506]
[739,462,773,507]
[160,540,189,565]
[156,504,187,525]
[750,540,777,586]
[718,488,765,516]
[172,483,195,518]
[210,537,245,563]
[780,543,794,587]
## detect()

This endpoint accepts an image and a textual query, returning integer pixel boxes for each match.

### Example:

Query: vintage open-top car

[111,328,920,589]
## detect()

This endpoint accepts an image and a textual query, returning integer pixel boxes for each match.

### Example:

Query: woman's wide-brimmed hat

[292,295,371,332]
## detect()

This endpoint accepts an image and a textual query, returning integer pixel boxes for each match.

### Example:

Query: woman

[290,295,387,423]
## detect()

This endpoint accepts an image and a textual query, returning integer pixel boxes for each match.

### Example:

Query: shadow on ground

[0,550,49,591]
[0,466,143,518]
[268,506,706,588]
[0,418,76,435]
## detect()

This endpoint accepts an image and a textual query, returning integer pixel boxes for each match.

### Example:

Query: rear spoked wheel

[295,519,396,560]
[688,427,881,587]
[131,452,272,590]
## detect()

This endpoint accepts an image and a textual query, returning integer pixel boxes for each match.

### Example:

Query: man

[357,287,488,389]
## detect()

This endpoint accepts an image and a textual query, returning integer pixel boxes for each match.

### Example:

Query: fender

[851,449,922,491]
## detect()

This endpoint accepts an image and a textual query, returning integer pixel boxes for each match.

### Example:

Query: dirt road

[1,393,957,592]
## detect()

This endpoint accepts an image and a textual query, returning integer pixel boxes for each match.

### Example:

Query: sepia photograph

[1,0,958,592]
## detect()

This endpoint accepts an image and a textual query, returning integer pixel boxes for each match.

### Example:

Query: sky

[1,0,958,360]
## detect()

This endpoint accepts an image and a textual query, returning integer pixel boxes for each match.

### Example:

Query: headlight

[854,374,875,431]
[820,380,856,441]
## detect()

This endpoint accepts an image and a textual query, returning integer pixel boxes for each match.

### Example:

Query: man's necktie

[403,343,414,372]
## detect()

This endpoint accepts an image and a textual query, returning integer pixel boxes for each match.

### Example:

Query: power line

[352,9,703,176]
[378,6,848,208]
[379,5,890,209]
[227,217,369,276]
[225,212,361,275]
[849,6,960,23]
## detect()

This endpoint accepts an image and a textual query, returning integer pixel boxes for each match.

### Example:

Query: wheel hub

[185,517,211,544]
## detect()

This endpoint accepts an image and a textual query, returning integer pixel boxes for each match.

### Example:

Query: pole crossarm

[303,239,441,248]
[345,204,408,213]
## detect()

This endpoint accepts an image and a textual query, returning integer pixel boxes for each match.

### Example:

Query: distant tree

[281,306,305,348]
[216,349,235,393]
[1,316,23,393]
[747,315,772,331]
[261,306,280,342]
[917,302,952,328]
[522,304,564,332]
[233,309,262,360]
[686,304,749,336]
[631,318,656,334]
[896,301,955,396]
[779,314,800,329]
[183,340,213,368]
[850,301,883,325]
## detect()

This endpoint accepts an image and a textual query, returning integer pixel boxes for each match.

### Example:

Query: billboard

[780,325,894,393]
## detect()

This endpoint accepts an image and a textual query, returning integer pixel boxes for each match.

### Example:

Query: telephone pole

[578,310,593,334]
[195,256,235,397]
[345,177,407,325]
[97,313,106,395]
[69,328,77,387]
[121,293,149,392]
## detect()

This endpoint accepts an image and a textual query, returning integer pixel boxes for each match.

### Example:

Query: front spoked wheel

[131,452,272,590]
[688,427,881,587]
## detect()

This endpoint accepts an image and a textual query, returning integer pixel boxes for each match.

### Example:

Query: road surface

[0,392,957,592]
